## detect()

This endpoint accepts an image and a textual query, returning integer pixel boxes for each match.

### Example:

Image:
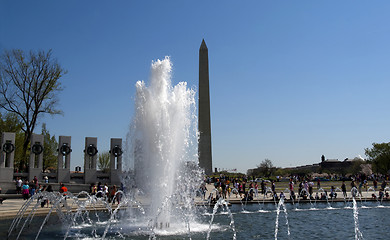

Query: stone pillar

[198,39,213,175]
[109,138,122,185]
[84,137,98,184]
[57,136,71,183]
[29,134,44,181]
[0,132,15,181]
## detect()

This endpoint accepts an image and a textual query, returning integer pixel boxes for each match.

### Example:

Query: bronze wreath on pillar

[58,143,72,156]
[2,142,15,154]
[110,145,123,157]
[85,144,98,157]
[31,143,43,155]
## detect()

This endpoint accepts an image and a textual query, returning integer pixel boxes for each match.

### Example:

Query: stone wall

[0,132,123,186]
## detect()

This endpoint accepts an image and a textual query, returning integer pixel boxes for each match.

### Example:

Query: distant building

[320,156,365,171]
[247,155,366,176]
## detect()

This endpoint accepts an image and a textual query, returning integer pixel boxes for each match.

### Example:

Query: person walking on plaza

[37,184,44,194]
[43,185,54,208]
[330,186,337,199]
[363,179,368,192]
[110,185,120,205]
[381,180,387,190]
[304,181,309,192]
[33,176,38,187]
[254,182,258,197]
[238,182,243,198]
[91,183,97,195]
[289,180,295,200]
[110,185,117,203]
[351,180,356,189]
[308,182,313,199]
[59,183,68,207]
[234,181,239,198]
[261,180,265,195]
[22,181,30,200]
[60,183,68,196]
[341,181,347,198]
[298,181,303,198]
[104,183,109,197]
[214,178,220,189]
[358,181,363,197]
[271,180,276,196]
[29,180,36,196]
[16,177,23,194]
[39,185,47,207]
[199,182,207,199]
[96,182,103,198]
[221,180,227,199]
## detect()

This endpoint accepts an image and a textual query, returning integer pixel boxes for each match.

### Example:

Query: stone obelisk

[198,39,213,175]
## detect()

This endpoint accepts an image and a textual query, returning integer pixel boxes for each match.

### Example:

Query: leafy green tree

[0,112,25,170]
[0,112,23,132]
[0,49,66,170]
[41,123,58,171]
[98,151,110,173]
[365,142,390,174]
[348,160,365,175]
[273,168,289,177]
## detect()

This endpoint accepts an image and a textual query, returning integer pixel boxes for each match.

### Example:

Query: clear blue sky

[1,1,390,173]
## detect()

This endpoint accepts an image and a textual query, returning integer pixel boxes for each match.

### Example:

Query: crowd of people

[14,176,55,207]
[14,176,54,201]
[203,174,390,203]
[283,175,389,201]
[13,177,123,207]
[204,175,279,203]
[89,182,122,204]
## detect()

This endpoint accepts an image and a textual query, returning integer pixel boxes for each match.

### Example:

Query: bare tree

[0,49,66,171]
[258,159,275,178]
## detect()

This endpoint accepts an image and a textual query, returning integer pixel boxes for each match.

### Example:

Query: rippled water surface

[1,201,389,239]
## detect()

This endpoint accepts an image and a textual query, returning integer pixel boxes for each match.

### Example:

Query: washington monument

[198,39,213,175]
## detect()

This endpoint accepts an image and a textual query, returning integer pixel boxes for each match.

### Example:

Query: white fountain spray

[274,197,290,240]
[125,56,201,229]
[352,197,364,240]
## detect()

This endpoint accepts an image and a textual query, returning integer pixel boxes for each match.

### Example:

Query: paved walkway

[0,197,117,220]
[0,198,30,219]
[0,184,387,220]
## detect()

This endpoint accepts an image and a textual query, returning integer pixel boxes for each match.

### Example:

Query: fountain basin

[1,200,389,239]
